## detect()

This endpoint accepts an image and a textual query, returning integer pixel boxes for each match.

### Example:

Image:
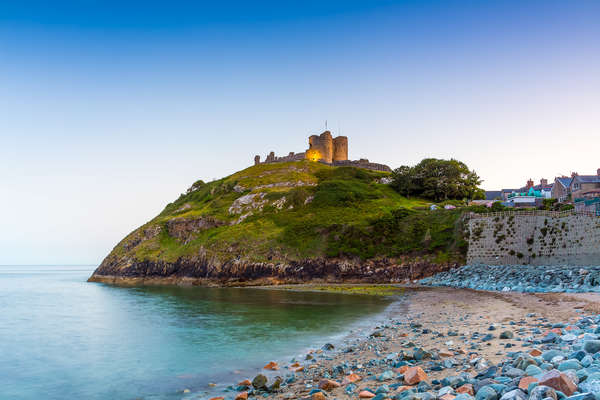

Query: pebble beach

[207,287,600,400]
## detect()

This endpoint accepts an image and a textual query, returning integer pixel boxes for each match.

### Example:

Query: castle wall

[332,136,348,161]
[332,160,391,172]
[467,211,600,266]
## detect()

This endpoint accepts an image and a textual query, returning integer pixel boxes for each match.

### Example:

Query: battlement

[254,131,391,172]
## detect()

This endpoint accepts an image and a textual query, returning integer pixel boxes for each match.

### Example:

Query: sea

[0,265,394,400]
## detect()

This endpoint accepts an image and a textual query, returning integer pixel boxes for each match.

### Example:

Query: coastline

[191,285,600,400]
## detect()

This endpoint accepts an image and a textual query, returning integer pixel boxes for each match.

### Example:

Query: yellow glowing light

[306,149,322,162]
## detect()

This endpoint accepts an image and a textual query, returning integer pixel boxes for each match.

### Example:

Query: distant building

[499,178,552,202]
[551,176,572,202]
[575,197,600,215]
[500,188,520,202]
[505,187,549,208]
[484,191,502,200]
[569,170,600,201]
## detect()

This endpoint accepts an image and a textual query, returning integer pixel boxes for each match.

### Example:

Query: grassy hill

[91,160,469,284]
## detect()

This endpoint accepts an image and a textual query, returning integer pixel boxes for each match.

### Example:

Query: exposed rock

[528,385,557,400]
[359,390,376,398]
[404,366,428,385]
[229,193,267,215]
[235,392,248,400]
[318,379,341,391]
[342,373,361,385]
[538,370,577,396]
[263,361,279,370]
[166,217,225,243]
[252,374,268,390]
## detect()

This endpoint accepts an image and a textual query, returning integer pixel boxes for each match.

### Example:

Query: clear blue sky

[2,1,599,265]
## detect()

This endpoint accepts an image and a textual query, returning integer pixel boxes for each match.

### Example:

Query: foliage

[542,198,558,210]
[490,201,506,212]
[560,203,574,211]
[324,207,468,260]
[113,160,466,265]
[391,158,484,201]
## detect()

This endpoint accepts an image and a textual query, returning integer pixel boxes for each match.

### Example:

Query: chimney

[571,172,578,178]
[526,179,534,189]
[540,178,548,187]
[597,168,600,176]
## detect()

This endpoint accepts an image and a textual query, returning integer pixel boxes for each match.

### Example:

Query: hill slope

[89,161,468,286]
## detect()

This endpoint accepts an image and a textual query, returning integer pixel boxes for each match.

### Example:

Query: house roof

[555,177,572,188]
[484,191,502,200]
[574,175,600,184]
[532,184,553,191]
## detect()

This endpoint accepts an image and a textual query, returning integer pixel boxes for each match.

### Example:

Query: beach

[218,286,600,400]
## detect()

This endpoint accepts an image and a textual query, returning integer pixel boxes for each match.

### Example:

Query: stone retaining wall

[467,211,600,266]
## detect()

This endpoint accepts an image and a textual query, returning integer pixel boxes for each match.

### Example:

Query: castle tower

[332,136,348,161]
[307,131,333,163]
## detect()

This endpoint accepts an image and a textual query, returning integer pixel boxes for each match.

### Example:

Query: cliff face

[90,255,458,286]
[89,161,467,286]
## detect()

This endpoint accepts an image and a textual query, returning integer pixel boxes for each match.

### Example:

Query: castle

[254,131,391,172]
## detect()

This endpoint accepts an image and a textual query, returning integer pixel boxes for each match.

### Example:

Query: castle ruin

[253,131,391,172]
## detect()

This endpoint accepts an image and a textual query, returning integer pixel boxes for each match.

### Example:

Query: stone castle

[254,131,391,172]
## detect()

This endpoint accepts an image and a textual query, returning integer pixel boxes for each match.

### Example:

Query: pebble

[420,264,600,293]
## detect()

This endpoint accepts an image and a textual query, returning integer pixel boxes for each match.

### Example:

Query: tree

[390,165,415,197]
[391,158,484,202]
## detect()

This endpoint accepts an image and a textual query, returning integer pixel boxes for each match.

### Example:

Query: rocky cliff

[89,161,467,286]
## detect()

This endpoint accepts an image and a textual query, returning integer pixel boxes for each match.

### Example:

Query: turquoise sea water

[0,265,392,400]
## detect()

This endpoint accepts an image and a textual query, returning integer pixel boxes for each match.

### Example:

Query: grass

[107,160,468,266]
[270,284,406,297]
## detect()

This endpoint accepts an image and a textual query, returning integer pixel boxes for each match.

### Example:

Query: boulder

[579,378,600,393]
[312,392,327,400]
[538,369,577,396]
[500,331,514,339]
[263,361,279,370]
[528,385,557,400]
[457,384,474,396]
[359,390,376,398]
[404,366,428,385]
[518,376,538,391]
[318,379,341,391]
[252,374,268,390]
[499,389,527,400]
[529,349,542,357]
[584,340,600,354]
[342,373,361,385]
[235,392,248,400]
[475,386,497,400]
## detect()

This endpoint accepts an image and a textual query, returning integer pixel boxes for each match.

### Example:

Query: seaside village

[476,171,600,215]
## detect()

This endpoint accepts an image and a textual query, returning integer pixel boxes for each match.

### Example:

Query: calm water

[0,266,393,400]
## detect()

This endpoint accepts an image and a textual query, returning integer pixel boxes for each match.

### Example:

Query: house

[500,178,552,202]
[574,197,600,215]
[484,191,502,200]
[569,170,600,201]
[505,187,547,208]
[552,176,572,202]
[500,188,521,202]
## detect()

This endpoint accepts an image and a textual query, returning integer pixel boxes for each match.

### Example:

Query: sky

[1,0,599,265]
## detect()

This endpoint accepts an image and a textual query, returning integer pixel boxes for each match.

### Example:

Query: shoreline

[190,285,600,400]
